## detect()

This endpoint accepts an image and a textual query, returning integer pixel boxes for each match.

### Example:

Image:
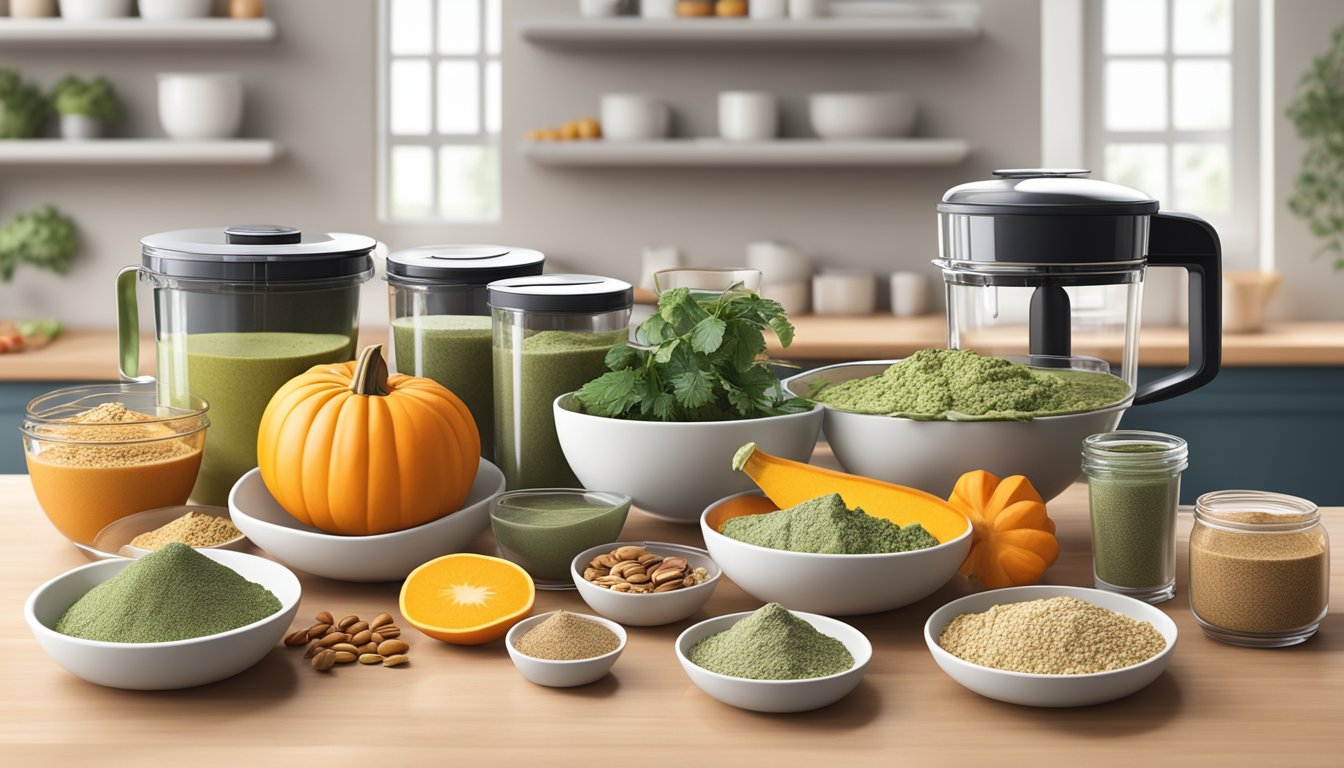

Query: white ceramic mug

[138,0,214,19]
[889,271,929,317]
[789,0,827,19]
[762,280,810,316]
[158,73,244,140]
[640,0,678,18]
[813,270,876,316]
[718,91,778,142]
[579,0,627,18]
[601,93,671,141]
[747,240,811,283]
[750,0,789,19]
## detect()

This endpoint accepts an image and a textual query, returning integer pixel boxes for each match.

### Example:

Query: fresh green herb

[575,287,811,421]
[49,75,121,121]
[1286,24,1344,270]
[0,205,78,282]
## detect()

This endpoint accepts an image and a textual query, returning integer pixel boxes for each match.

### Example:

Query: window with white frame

[379,0,502,222]
[1086,0,1259,266]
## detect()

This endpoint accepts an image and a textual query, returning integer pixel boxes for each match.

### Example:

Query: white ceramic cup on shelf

[579,0,627,18]
[139,0,214,19]
[158,73,244,140]
[747,240,811,283]
[641,0,678,18]
[889,271,930,317]
[762,280,811,316]
[750,0,789,19]
[718,91,778,142]
[57,0,132,19]
[813,270,877,316]
[600,93,671,141]
[789,0,827,19]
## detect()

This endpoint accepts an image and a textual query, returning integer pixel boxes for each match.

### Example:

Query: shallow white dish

[505,611,627,687]
[675,610,871,712]
[228,460,506,582]
[554,394,824,523]
[924,585,1178,708]
[91,504,248,559]
[784,360,1129,501]
[571,541,721,626]
[809,92,917,139]
[25,549,301,690]
[702,490,971,615]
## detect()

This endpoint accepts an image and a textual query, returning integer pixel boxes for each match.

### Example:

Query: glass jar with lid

[386,244,545,460]
[488,275,633,490]
[1190,490,1330,647]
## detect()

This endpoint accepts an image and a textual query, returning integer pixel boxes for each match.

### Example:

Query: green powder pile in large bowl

[688,602,854,680]
[720,492,938,554]
[812,348,1130,421]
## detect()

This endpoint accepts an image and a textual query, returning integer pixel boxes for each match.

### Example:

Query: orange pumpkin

[257,344,480,535]
[949,470,1059,589]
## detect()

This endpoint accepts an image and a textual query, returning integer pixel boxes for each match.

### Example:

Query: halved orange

[399,553,535,645]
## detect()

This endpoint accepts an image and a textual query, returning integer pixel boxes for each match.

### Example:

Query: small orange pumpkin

[948,470,1059,589]
[257,344,480,535]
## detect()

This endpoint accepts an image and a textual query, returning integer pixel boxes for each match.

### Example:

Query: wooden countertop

[4,321,1343,383]
[2,450,1341,764]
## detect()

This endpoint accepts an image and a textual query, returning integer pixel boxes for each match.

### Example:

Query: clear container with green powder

[488,275,633,490]
[386,244,546,461]
[490,489,632,589]
[1082,430,1188,604]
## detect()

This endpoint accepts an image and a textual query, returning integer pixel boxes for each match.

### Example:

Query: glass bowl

[489,489,631,590]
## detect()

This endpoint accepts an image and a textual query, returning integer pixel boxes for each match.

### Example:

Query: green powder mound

[812,348,1130,421]
[523,330,624,354]
[56,542,282,643]
[688,602,854,680]
[720,493,939,554]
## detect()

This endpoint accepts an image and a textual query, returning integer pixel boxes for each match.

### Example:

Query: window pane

[1173,0,1231,54]
[486,0,502,55]
[1105,0,1166,54]
[390,59,432,135]
[440,145,500,219]
[1173,59,1231,130]
[391,145,434,218]
[439,0,480,55]
[1105,60,1168,131]
[485,60,501,135]
[390,0,432,55]
[1105,143,1169,202]
[1173,143,1230,213]
[437,61,480,134]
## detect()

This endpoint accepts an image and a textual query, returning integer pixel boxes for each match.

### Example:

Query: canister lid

[140,225,376,282]
[385,244,545,285]
[487,274,633,313]
[937,169,1160,216]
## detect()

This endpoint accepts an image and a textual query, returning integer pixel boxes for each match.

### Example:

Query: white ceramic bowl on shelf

[570,541,721,626]
[675,610,872,712]
[809,92,917,139]
[505,611,627,687]
[58,0,132,20]
[228,460,506,582]
[924,585,1178,707]
[157,72,243,140]
[138,0,213,19]
[25,549,301,690]
[553,394,824,523]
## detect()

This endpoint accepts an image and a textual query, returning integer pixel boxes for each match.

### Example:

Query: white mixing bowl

[809,92,917,139]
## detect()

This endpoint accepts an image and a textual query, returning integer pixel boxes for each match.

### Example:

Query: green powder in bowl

[490,489,631,588]
[688,602,854,680]
[720,493,939,554]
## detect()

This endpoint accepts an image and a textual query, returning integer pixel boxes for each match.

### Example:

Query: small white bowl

[675,610,872,712]
[228,460,506,582]
[91,505,248,560]
[25,549,301,690]
[505,611,628,687]
[571,541,721,626]
[924,585,1178,708]
[157,72,243,140]
[809,92,917,139]
[702,490,971,615]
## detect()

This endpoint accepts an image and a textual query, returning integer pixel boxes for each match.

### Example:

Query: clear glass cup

[653,267,762,295]
[489,489,631,590]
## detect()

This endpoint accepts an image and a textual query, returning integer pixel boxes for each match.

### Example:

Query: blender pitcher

[118,225,376,505]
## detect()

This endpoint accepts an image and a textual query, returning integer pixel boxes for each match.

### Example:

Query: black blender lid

[487,274,633,313]
[140,225,376,282]
[937,169,1160,216]
[386,244,545,285]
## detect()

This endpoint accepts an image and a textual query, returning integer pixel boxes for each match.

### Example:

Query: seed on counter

[377,639,409,656]
[371,613,393,630]
[383,654,409,668]
[358,654,383,665]
[286,610,412,673]
[312,650,338,672]
[315,610,335,626]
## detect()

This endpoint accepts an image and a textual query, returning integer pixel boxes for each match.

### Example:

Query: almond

[307,623,330,640]
[316,633,349,648]
[283,629,310,646]
[370,632,385,645]
[358,653,383,665]
[330,643,359,654]
[377,639,409,656]
[371,613,394,630]
[376,625,401,639]
[337,615,359,630]
[357,642,378,653]
[312,649,337,671]
[346,621,370,635]
[383,654,409,667]
[333,651,358,663]
[350,630,373,646]
[315,610,335,626]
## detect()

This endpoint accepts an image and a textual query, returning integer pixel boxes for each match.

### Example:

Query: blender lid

[487,274,633,313]
[937,169,1160,216]
[140,225,376,282]
[385,244,545,285]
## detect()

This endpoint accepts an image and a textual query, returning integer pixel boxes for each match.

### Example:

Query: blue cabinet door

[0,382,96,474]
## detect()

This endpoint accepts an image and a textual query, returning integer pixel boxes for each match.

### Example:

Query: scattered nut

[350,629,373,646]
[312,650,337,671]
[357,642,378,654]
[307,623,330,640]
[358,654,383,665]
[333,651,358,663]
[371,613,394,630]
[315,610,335,626]
[337,615,359,631]
[370,632,385,645]
[291,611,410,674]
[316,633,349,648]
[377,639,409,656]
[346,621,370,635]
[330,643,359,654]
[377,626,401,639]
[383,654,409,667]
[283,629,310,646]
[303,643,322,660]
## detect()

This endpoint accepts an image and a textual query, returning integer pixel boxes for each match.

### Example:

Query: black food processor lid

[937,169,1159,216]
[140,225,376,282]
[488,274,633,313]
[386,244,545,285]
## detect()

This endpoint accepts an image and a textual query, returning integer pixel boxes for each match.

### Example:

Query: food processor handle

[116,266,153,383]
[1135,211,1223,405]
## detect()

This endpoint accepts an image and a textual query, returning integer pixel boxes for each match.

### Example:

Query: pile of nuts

[582,546,710,594]
[283,610,410,672]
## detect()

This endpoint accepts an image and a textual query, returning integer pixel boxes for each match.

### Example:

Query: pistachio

[283,629,310,646]
[371,613,394,630]
[383,654,410,667]
[312,650,337,671]
[315,610,335,626]
[377,639,410,656]
[358,653,384,665]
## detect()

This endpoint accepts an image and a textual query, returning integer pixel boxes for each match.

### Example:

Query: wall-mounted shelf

[0,140,280,166]
[0,18,276,47]
[522,139,970,168]
[518,16,979,50]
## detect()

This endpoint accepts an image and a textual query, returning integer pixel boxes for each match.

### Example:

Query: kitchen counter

[2,452,1340,764]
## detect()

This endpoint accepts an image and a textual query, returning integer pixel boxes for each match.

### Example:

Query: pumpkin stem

[352,344,391,397]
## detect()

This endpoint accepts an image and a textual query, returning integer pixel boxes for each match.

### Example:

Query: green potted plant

[0,68,50,139]
[0,205,78,283]
[49,76,120,140]
[1287,24,1344,272]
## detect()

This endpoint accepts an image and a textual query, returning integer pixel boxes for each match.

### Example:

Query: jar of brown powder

[1189,490,1329,648]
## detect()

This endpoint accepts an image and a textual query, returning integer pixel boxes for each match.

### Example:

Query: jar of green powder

[488,275,632,490]
[387,245,546,462]
[1082,430,1188,604]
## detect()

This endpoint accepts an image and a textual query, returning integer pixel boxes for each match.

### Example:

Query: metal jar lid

[385,244,545,286]
[487,274,633,314]
[139,225,376,283]
[937,169,1160,216]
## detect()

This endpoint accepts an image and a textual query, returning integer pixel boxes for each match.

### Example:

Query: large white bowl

[702,490,971,615]
[924,585,1178,707]
[25,549,301,690]
[676,610,872,712]
[809,92,917,139]
[554,394,824,523]
[785,360,1129,501]
[157,72,243,140]
[571,541,721,626]
[506,611,627,687]
[228,460,506,583]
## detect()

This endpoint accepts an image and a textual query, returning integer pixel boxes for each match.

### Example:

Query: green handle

[116,266,150,382]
